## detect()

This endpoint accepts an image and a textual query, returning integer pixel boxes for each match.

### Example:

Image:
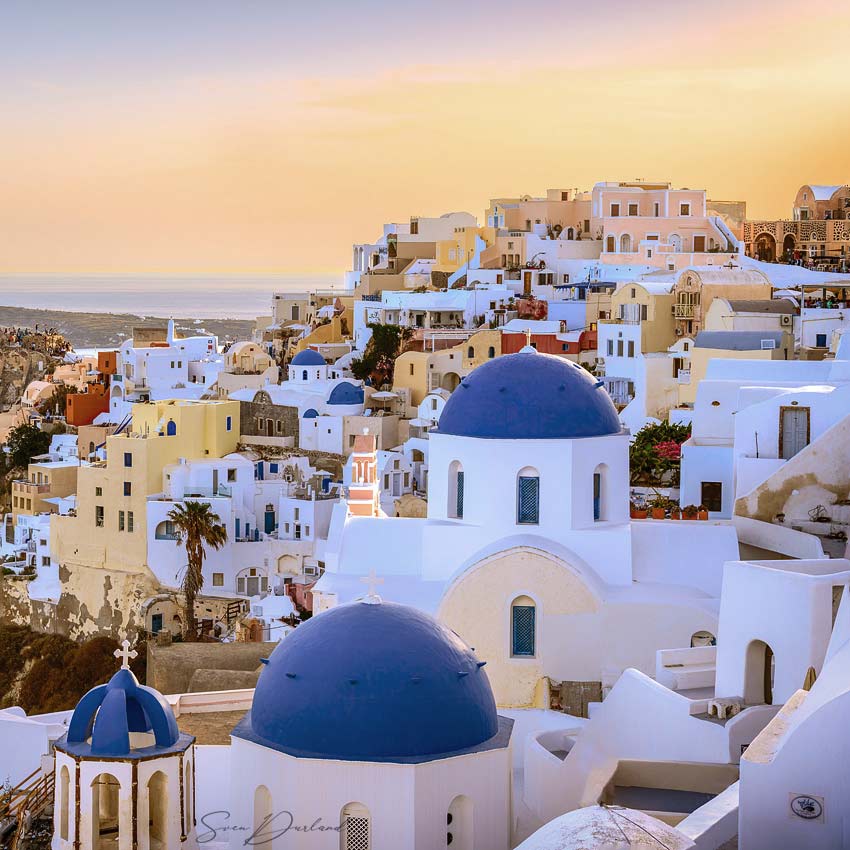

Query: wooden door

[780,406,810,459]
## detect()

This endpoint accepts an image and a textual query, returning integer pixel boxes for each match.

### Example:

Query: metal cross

[525,327,533,347]
[114,639,138,670]
[359,569,385,602]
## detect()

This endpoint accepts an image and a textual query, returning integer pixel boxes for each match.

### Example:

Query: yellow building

[11,460,79,521]
[606,280,677,353]
[50,399,240,637]
[392,329,502,415]
[434,227,493,274]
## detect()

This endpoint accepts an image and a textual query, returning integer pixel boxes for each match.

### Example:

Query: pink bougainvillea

[654,440,682,461]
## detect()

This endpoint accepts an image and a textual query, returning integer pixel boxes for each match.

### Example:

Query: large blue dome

[327,381,364,405]
[244,600,499,761]
[437,350,622,439]
[291,348,326,366]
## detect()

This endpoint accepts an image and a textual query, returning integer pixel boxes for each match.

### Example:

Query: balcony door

[780,406,810,459]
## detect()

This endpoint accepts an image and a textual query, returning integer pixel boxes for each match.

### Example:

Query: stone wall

[239,399,300,444]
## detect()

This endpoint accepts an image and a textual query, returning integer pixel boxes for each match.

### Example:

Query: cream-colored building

[50,398,240,639]
[11,459,79,521]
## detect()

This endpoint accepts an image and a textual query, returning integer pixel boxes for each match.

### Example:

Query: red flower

[654,440,682,461]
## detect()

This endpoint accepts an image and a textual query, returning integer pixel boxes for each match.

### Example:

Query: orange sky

[1,1,848,275]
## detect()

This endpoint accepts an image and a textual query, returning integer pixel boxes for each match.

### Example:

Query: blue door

[166,420,176,436]
[235,517,240,540]
[151,613,163,634]
[256,462,264,481]
[264,510,275,534]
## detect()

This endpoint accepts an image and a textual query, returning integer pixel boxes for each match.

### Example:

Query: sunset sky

[1,0,848,275]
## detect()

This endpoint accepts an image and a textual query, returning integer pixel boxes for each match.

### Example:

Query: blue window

[226,415,233,431]
[166,420,177,436]
[302,370,308,381]
[517,476,540,524]
[816,334,827,347]
[456,470,464,518]
[593,472,602,521]
[123,452,132,468]
[269,463,279,474]
[511,602,536,657]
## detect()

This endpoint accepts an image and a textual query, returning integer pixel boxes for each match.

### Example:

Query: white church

[315,347,737,708]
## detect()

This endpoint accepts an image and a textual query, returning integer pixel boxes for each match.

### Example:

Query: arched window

[340,802,371,850]
[447,795,473,849]
[592,464,607,522]
[606,235,616,253]
[511,595,536,657]
[488,346,496,359]
[254,785,272,841]
[566,227,575,240]
[302,370,308,381]
[448,461,464,519]
[91,773,121,847]
[166,420,177,436]
[467,346,475,359]
[620,234,632,253]
[517,467,540,525]
[59,764,70,841]
[184,760,193,834]
[148,771,168,848]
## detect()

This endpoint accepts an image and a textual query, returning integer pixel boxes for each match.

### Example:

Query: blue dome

[66,668,180,756]
[291,349,326,366]
[327,381,364,406]
[437,351,622,439]
[246,600,499,760]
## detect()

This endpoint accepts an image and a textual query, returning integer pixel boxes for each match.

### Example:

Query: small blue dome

[66,668,179,756]
[302,408,319,418]
[438,351,622,439]
[327,381,364,406]
[291,349,326,366]
[246,601,499,760]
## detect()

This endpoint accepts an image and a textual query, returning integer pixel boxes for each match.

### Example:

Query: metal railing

[674,304,695,318]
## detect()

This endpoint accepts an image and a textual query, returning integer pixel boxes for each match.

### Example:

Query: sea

[0,274,343,320]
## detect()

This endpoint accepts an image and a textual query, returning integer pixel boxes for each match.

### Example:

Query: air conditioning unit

[780,314,793,327]
[761,339,777,350]
[675,328,684,336]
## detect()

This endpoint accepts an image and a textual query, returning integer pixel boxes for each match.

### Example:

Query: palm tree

[167,501,227,640]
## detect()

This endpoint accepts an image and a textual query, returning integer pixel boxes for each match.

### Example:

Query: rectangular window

[212,573,224,587]
[227,469,236,482]
[123,481,131,497]
[511,605,536,656]
[816,334,827,347]
[95,506,104,527]
[610,203,620,217]
[95,486,103,497]
[124,452,132,468]
[641,304,648,321]
[700,482,722,513]
[607,339,613,356]
[628,203,638,216]
[517,476,540,524]
[617,340,624,357]
[627,341,635,357]
[226,415,233,432]
[127,511,134,533]
[269,463,279,474]
[654,202,660,216]
[680,203,690,216]
[118,510,125,532]
[276,420,283,433]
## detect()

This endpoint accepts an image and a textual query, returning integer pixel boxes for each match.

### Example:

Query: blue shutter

[517,476,539,524]
[456,471,464,519]
[512,605,535,656]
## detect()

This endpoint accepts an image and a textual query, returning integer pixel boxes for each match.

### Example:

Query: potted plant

[669,506,681,520]
[682,504,699,520]
[647,494,671,519]
[630,500,647,520]
[697,505,709,520]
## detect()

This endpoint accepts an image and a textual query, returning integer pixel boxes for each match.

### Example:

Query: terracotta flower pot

[631,508,647,519]
[698,509,709,520]
[670,510,681,520]
[650,507,666,520]
[682,511,697,521]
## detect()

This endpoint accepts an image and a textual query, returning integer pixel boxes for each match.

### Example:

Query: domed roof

[515,806,695,849]
[328,381,364,406]
[66,668,180,757]
[246,600,499,761]
[437,351,622,439]
[291,349,326,367]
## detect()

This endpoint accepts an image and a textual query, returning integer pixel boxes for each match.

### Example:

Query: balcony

[12,481,51,495]
[674,304,695,318]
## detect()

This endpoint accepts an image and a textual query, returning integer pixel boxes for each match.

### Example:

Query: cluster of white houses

[2,178,850,849]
